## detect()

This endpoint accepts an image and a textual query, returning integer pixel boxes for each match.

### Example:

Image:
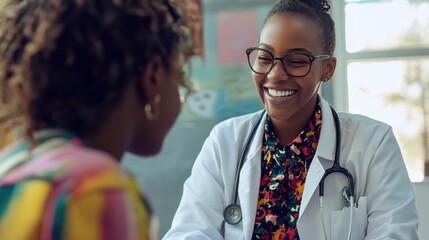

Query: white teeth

[267,88,296,97]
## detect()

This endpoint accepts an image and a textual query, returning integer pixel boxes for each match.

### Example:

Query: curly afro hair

[0,0,188,140]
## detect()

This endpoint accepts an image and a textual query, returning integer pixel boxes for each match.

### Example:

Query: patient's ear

[138,55,164,101]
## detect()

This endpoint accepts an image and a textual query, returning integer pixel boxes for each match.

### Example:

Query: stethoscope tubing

[319,107,355,200]
[231,109,266,205]
[224,109,266,225]
[224,106,356,226]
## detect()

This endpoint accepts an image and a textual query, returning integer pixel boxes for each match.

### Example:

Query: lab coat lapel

[235,100,338,239]
[238,153,261,240]
[299,98,337,219]
[299,156,325,215]
[237,111,266,240]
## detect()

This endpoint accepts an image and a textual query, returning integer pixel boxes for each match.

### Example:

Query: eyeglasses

[246,47,331,77]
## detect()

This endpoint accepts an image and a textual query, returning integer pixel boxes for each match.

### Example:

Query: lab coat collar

[238,153,263,240]
[316,97,337,162]
[238,98,338,238]
[242,109,267,163]
[246,98,337,163]
[237,110,266,239]
[298,96,338,233]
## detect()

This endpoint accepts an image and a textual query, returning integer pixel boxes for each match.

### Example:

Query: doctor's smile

[263,87,299,107]
[267,88,297,98]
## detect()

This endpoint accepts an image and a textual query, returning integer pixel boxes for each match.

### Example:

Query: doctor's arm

[163,129,228,240]
[364,127,419,239]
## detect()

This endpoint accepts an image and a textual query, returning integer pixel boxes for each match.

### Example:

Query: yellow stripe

[64,191,103,240]
[70,171,150,239]
[127,180,150,239]
[73,170,126,195]
[0,180,51,240]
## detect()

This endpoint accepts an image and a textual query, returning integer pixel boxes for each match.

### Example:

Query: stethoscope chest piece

[224,203,242,225]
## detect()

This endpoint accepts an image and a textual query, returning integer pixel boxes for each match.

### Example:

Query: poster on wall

[180,7,271,121]
[216,10,258,65]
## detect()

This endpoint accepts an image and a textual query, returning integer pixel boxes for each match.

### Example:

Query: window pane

[345,1,429,53]
[347,58,429,182]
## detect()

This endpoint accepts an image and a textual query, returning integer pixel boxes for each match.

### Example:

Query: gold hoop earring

[144,94,161,121]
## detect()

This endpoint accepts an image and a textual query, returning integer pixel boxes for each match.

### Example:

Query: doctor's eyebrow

[257,44,313,55]
[258,43,275,51]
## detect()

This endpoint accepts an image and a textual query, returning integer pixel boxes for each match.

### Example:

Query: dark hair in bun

[264,0,335,55]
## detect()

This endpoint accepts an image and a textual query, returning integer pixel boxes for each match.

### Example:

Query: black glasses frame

[245,47,331,77]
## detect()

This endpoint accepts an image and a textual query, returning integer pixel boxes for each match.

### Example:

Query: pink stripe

[2,142,128,239]
[1,146,70,184]
[35,146,122,240]
[2,144,121,184]
[101,190,131,240]
[0,138,25,159]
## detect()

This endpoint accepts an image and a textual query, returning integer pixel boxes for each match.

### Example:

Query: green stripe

[0,135,72,178]
[53,194,69,240]
[0,128,74,162]
[0,140,30,162]
[0,185,16,219]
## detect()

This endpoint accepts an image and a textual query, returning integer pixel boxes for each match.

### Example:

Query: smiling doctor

[163,0,419,239]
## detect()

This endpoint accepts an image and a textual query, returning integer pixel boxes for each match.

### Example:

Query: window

[331,0,429,182]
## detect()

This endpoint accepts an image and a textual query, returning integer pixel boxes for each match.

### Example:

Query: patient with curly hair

[0,0,198,239]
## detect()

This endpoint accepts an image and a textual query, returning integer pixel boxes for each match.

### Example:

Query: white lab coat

[163,97,419,240]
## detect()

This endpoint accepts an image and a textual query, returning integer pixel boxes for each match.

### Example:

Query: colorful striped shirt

[0,129,157,240]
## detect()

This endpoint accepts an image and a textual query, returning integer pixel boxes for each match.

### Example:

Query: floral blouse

[252,102,322,240]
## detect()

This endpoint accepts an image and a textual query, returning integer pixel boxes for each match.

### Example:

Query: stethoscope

[223,106,356,238]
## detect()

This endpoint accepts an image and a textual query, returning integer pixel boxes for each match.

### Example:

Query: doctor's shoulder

[337,111,395,137]
[336,111,401,153]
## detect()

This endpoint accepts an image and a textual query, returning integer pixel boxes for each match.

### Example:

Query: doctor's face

[252,13,335,123]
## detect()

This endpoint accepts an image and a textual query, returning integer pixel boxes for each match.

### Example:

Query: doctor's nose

[267,60,290,80]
